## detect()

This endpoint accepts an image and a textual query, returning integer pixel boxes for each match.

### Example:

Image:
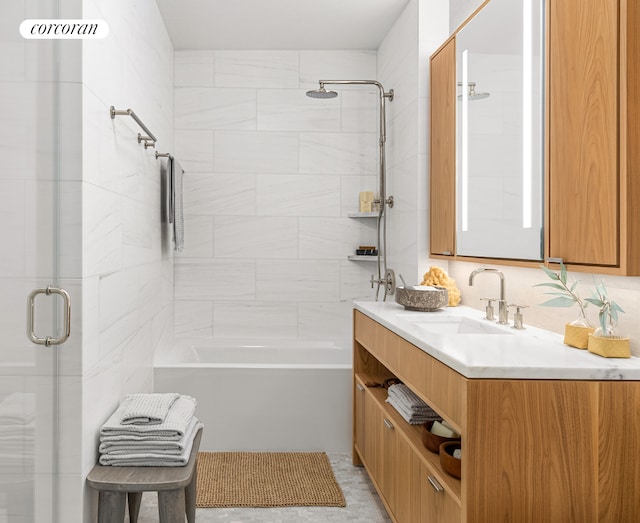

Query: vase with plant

[584,282,630,358]
[535,263,594,349]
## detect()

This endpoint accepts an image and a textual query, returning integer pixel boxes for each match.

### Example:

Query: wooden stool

[87,429,202,523]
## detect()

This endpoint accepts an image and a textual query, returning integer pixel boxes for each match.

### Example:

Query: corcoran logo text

[20,19,109,39]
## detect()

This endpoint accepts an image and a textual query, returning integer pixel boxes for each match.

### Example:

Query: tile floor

[129,453,391,522]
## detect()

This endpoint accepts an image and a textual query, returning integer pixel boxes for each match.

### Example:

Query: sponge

[420,266,461,306]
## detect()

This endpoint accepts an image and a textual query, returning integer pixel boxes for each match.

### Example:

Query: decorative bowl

[395,286,448,311]
[421,420,461,454]
[439,441,462,479]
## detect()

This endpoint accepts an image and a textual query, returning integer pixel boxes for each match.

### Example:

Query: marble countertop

[354,301,640,380]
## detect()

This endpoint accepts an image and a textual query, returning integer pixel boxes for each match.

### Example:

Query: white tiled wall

[174,50,379,346]
[378,0,449,285]
[79,0,174,520]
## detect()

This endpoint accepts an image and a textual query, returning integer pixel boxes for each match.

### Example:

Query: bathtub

[154,339,353,453]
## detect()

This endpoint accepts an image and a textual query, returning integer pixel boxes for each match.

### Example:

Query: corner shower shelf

[347,255,378,262]
[348,211,379,218]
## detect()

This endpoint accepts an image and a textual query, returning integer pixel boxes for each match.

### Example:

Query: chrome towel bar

[110,106,157,148]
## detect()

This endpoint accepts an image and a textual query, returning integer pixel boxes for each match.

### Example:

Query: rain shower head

[306,85,338,99]
[457,81,490,101]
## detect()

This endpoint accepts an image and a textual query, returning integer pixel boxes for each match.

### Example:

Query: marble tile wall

[174,50,379,347]
[79,0,175,521]
[377,0,449,286]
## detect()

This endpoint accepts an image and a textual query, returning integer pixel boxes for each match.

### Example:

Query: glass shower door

[0,0,71,521]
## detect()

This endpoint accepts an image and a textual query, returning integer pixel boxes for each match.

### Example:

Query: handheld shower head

[306,86,338,99]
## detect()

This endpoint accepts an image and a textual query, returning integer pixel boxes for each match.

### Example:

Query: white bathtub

[154,339,353,453]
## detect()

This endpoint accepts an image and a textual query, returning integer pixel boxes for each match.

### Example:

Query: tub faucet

[468,268,508,325]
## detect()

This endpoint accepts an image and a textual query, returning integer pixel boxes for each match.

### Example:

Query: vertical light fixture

[461,49,469,232]
[522,0,533,228]
[460,49,469,231]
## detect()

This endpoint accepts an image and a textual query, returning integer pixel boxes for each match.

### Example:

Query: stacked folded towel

[0,392,35,469]
[385,383,440,425]
[99,393,203,467]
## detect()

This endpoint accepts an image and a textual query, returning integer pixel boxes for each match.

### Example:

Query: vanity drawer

[354,310,387,361]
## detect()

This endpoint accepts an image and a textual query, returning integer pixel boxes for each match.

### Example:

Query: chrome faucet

[468,268,509,325]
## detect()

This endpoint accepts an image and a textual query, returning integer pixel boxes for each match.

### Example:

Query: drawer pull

[383,418,394,430]
[356,383,365,392]
[427,475,444,493]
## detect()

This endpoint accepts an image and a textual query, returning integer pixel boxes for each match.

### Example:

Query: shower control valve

[373,195,394,209]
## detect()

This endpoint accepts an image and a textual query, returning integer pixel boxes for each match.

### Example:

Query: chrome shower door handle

[27,286,71,346]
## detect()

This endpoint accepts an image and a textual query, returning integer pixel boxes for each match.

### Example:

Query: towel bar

[110,106,157,148]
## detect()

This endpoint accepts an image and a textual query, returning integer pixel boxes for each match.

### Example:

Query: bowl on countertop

[395,285,448,311]
[421,420,461,454]
[439,441,462,479]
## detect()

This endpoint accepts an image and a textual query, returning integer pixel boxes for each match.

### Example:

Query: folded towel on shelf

[120,393,180,425]
[99,421,202,467]
[99,416,199,455]
[386,396,439,425]
[170,157,185,252]
[387,384,438,413]
[100,395,197,440]
[386,384,440,425]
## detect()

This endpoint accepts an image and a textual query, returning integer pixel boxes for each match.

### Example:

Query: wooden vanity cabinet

[429,36,456,258]
[353,309,640,522]
[353,311,463,523]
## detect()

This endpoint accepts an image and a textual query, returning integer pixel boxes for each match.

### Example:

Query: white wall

[450,0,483,31]
[377,0,449,285]
[173,50,378,348]
[377,0,421,285]
[79,0,174,520]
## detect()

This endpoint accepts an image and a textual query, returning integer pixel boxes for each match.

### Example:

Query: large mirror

[455,0,544,260]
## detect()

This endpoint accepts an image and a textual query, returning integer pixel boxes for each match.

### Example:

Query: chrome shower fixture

[305,83,338,99]
[306,79,395,302]
[457,81,490,100]
[306,80,394,102]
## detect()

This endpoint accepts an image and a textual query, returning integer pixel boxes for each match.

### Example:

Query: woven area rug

[196,451,346,508]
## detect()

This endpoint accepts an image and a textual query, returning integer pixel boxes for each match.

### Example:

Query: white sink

[406,316,512,335]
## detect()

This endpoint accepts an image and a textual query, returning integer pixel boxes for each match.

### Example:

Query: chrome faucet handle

[508,304,529,330]
[480,297,497,321]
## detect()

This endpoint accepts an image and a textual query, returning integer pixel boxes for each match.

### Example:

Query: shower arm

[318,80,393,144]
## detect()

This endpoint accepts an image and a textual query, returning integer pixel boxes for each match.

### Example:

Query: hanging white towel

[170,157,185,252]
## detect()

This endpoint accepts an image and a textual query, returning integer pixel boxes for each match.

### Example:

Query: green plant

[585,281,624,337]
[535,263,590,324]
